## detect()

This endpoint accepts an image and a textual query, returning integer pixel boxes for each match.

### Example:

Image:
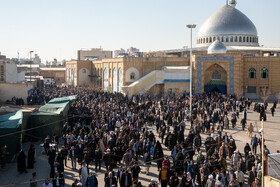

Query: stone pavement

[0,103,279,187]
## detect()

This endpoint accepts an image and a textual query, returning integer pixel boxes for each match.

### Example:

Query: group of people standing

[2,85,277,187]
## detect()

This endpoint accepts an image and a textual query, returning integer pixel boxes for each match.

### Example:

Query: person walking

[158,164,171,187]
[235,167,245,187]
[30,172,37,187]
[69,146,77,169]
[0,145,8,169]
[95,147,102,172]
[17,150,27,174]
[105,172,117,187]
[251,134,258,155]
[144,151,151,175]
[28,144,36,169]
[79,162,89,187]
[86,171,98,187]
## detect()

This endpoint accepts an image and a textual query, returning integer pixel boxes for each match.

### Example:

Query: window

[230,36,233,42]
[235,36,238,42]
[261,68,269,79]
[225,37,229,42]
[212,70,221,80]
[0,65,4,81]
[130,72,135,80]
[248,68,256,79]
[248,86,256,93]
[213,37,216,41]
[239,36,242,42]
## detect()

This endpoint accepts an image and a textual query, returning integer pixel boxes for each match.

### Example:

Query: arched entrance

[204,64,227,94]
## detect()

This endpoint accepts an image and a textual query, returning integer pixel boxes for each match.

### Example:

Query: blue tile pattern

[196,56,234,93]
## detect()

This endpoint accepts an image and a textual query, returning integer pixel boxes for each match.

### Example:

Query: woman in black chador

[17,150,27,173]
[28,144,35,169]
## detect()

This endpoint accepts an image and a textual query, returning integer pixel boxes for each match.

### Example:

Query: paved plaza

[0,102,279,187]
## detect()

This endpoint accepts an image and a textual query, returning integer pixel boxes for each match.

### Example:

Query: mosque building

[66,0,280,99]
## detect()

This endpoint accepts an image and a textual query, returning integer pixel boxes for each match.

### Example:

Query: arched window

[247,37,249,42]
[226,37,229,42]
[221,37,224,42]
[235,36,238,42]
[230,36,233,42]
[261,68,269,79]
[239,36,242,42]
[212,70,221,80]
[248,68,256,79]
[206,38,209,43]
[203,38,205,43]
[209,37,212,43]
[243,37,246,42]
[213,37,216,41]
[130,72,135,80]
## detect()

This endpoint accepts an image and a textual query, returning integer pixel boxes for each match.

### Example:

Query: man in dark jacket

[131,163,141,183]
[105,172,117,187]
[120,170,132,187]
[248,166,257,186]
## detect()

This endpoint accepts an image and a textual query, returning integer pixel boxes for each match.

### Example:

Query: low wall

[0,83,33,104]
[265,176,280,187]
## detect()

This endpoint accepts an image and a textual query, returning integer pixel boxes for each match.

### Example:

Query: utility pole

[29,51,34,82]
[261,117,264,187]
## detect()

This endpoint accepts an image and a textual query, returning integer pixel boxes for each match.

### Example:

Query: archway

[112,68,117,92]
[118,68,123,92]
[103,68,108,91]
[204,64,227,94]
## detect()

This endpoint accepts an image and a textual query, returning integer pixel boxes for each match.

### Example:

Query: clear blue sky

[0,0,279,62]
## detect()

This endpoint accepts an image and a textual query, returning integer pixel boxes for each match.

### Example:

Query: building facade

[78,48,112,61]
[66,1,280,99]
[38,67,66,85]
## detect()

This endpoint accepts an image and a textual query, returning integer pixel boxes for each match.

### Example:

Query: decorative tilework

[196,56,234,93]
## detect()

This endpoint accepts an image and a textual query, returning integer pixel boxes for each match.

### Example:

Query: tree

[260,87,270,103]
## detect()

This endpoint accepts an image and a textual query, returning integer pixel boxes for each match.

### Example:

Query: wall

[243,56,280,94]
[5,62,18,83]
[164,82,189,94]
[39,70,66,84]
[0,83,33,103]
[264,176,280,187]
[78,49,112,60]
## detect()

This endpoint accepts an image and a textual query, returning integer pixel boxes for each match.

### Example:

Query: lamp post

[187,24,196,123]
[261,117,264,187]
[29,51,34,82]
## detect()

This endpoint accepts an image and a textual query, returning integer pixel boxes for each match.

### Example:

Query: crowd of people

[1,85,277,187]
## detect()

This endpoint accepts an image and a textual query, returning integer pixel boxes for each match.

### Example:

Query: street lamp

[187,24,196,124]
[29,51,34,82]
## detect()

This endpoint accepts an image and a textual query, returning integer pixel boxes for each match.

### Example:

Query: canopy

[39,102,70,117]
[0,111,23,162]
[48,95,77,104]
[27,95,76,141]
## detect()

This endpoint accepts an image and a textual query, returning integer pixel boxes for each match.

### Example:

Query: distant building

[66,2,280,99]
[33,54,41,64]
[38,67,66,85]
[114,48,126,58]
[78,48,112,61]
[114,47,143,58]
[0,60,25,83]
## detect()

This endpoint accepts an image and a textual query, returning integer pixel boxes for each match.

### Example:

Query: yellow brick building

[66,1,280,99]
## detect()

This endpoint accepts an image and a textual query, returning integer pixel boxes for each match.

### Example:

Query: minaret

[229,0,237,8]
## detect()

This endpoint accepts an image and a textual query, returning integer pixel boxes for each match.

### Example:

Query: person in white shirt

[79,162,89,187]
